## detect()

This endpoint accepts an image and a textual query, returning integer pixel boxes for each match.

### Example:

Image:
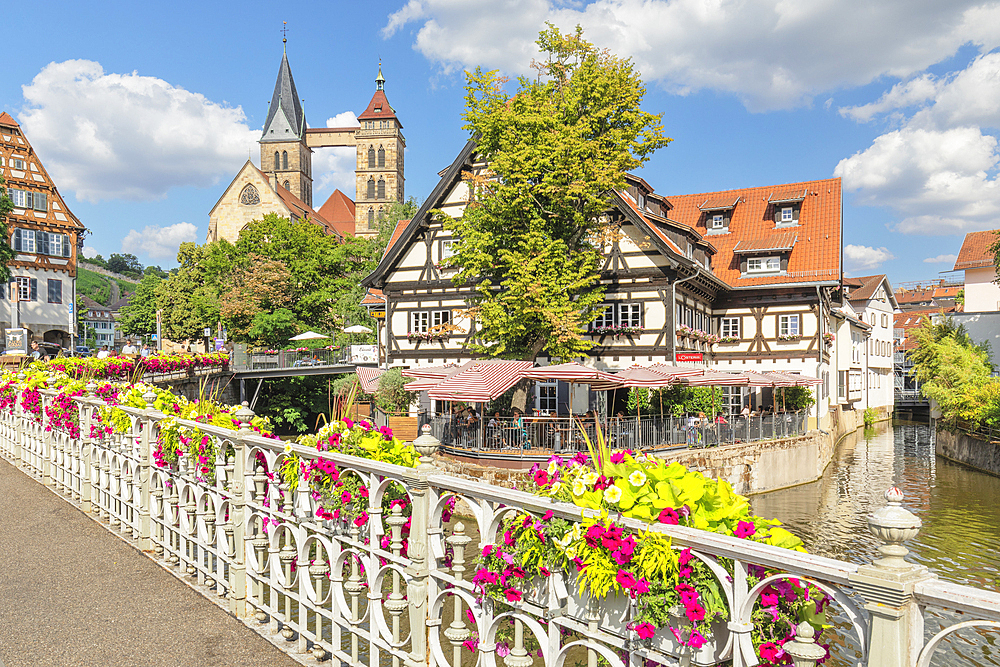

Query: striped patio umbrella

[427,360,536,402]
[614,365,686,388]
[739,371,797,387]
[771,371,823,386]
[647,363,707,381]
[520,362,623,391]
[355,367,385,394]
[401,363,464,379]
[678,370,751,386]
[403,362,474,391]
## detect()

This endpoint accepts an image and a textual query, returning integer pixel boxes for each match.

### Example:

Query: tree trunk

[510,338,547,413]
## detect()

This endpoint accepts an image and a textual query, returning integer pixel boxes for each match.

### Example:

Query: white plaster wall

[964,267,1000,312]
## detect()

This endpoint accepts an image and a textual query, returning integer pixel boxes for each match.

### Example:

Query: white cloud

[327,112,360,128]
[383,0,1000,111]
[81,245,98,259]
[313,147,357,208]
[122,222,198,260]
[837,53,1000,235]
[18,60,258,202]
[924,253,958,264]
[844,244,895,272]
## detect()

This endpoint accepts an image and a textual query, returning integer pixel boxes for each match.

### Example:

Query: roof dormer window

[712,214,724,229]
[747,256,780,273]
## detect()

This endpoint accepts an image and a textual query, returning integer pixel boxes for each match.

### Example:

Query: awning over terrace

[614,365,687,388]
[678,370,750,386]
[520,362,623,390]
[355,367,385,394]
[427,360,536,402]
[771,371,823,386]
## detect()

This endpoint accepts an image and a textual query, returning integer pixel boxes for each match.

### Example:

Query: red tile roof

[357,90,400,126]
[894,285,938,304]
[317,189,356,238]
[846,274,887,302]
[665,178,842,287]
[699,196,741,210]
[894,307,954,350]
[733,229,798,254]
[768,188,808,203]
[953,229,999,270]
[251,165,339,239]
[933,285,961,298]
[384,218,415,259]
[0,112,18,127]
[361,288,385,306]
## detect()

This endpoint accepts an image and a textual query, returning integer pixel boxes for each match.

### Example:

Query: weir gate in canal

[1,390,998,667]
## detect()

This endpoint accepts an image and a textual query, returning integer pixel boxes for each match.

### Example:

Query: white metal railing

[0,390,998,667]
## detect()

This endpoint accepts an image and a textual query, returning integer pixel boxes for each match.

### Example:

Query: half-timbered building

[0,112,84,349]
[361,140,843,424]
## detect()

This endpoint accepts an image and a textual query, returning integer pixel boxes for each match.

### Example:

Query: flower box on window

[718,336,740,344]
[591,325,641,338]
[822,332,835,345]
[776,334,799,342]
[407,331,449,343]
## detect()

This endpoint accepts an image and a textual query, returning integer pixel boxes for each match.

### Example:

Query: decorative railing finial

[783,622,826,666]
[412,424,440,468]
[234,402,255,429]
[142,390,157,410]
[868,486,922,570]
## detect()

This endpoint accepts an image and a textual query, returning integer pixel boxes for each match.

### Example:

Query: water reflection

[753,422,1000,665]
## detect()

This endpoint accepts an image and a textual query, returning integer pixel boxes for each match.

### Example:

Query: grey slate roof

[261,51,305,142]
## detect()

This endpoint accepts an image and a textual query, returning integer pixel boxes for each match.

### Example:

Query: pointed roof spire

[261,42,305,142]
[376,62,385,91]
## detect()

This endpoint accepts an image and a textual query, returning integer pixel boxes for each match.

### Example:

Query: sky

[5,0,1000,285]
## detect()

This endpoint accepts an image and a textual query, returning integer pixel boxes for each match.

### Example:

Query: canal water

[752,421,1000,665]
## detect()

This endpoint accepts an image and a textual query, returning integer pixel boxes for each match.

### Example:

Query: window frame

[410,311,430,333]
[15,277,31,302]
[593,304,615,329]
[778,314,800,337]
[720,317,741,338]
[747,256,780,273]
[711,214,725,229]
[618,303,642,328]
[780,207,793,223]
[47,278,62,304]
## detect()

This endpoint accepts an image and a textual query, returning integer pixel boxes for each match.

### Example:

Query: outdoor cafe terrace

[359,362,819,458]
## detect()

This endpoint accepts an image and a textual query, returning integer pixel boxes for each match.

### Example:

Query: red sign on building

[675,352,704,362]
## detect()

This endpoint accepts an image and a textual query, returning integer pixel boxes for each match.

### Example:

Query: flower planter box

[526,573,728,666]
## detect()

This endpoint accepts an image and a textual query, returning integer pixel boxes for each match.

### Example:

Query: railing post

[41,390,54,487]
[137,390,157,550]
[229,402,254,618]
[405,424,440,667]
[79,388,95,513]
[848,488,935,667]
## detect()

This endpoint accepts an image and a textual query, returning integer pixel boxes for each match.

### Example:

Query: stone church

[208,45,405,242]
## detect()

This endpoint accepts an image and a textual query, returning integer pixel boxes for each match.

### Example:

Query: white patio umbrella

[343,325,373,334]
[290,331,329,341]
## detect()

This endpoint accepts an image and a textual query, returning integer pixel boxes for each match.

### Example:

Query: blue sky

[5,0,1000,285]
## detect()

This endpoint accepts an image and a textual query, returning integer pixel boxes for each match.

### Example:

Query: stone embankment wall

[935,428,1000,478]
[434,406,881,495]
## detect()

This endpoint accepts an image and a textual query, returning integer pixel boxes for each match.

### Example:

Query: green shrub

[863,406,878,427]
[375,367,416,415]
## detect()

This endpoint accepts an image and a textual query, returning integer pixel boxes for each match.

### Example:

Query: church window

[239,184,260,205]
[368,147,375,168]
[367,178,375,199]
[377,147,385,168]
[274,151,280,170]
[367,208,375,227]
[283,180,290,190]
[282,151,288,170]
[377,178,386,200]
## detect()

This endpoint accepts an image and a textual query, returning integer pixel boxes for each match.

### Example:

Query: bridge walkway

[0,458,299,667]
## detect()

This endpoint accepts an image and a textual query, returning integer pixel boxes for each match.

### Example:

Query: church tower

[353,64,406,236]
[260,44,313,208]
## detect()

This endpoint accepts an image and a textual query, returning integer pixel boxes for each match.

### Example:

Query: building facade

[845,274,897,410]
[0,112,84,349]
[954,229,1000,312]
[362,140,847,425]
[208,47,405,243]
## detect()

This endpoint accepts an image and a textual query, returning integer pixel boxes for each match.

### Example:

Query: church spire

[375,62,385,91]
[261,40,305,142]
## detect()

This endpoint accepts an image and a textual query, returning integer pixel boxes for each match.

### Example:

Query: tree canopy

[445,25,670,362]
[117,273,162,336]
[128,213,392,347]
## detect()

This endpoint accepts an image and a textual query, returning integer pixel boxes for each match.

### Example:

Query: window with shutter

[47,279,62,304]
[377,147,385,168]
[29,278,37,302]
[12,229,20,252]
[63,235,71,258]
[368,147,375,168]
[33,192,46,212]
[15,277,29,301]
[39,232,49,256]
[367,178,375,199]
[377,179,385,199]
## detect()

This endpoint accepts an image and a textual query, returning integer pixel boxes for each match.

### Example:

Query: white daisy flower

[604,486,623,504]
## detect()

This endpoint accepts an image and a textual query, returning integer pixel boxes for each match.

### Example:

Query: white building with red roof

[953,229,1000,312]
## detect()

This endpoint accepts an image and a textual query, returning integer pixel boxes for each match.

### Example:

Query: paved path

[0,458,301,667]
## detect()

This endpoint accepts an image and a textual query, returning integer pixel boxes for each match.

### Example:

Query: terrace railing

[429,412,809,456]
[0,390,997,667]
[231,345,351,372]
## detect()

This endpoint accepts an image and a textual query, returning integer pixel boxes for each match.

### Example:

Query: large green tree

[156,240,238,341]
[446,25,670,362]
[0,177,16,281]
[909,315,993,424]
[117,273,162,336]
